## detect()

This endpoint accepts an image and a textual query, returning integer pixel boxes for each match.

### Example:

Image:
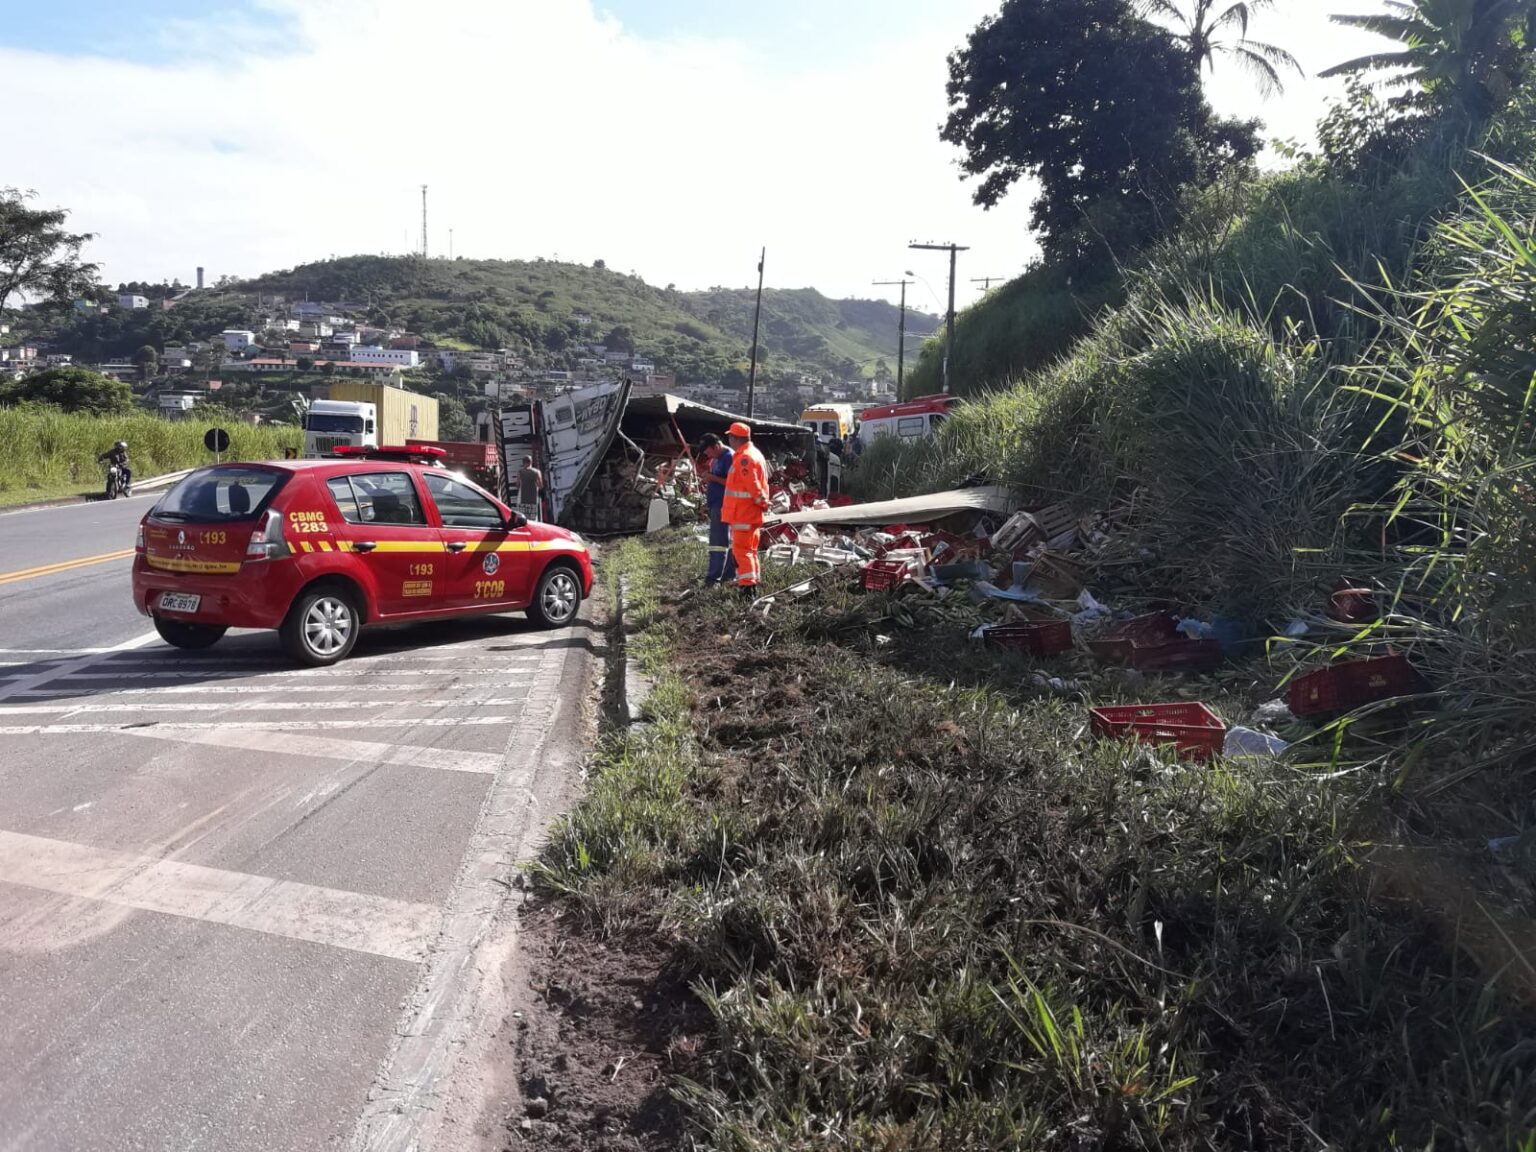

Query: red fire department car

[131,447,593,666]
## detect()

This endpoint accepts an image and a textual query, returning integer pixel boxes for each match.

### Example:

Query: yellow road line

[0,548,137,586]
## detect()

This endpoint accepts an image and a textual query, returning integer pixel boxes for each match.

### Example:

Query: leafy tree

[133,344,158,381]
[296,357,315,372]
[544,326,568,352]
[1322,0,1536,119]
[1136,0,1301,93]
[0,189,99,315]
[604,324,635,354]
[320,361,337,377]
[437,395,474,440]
[1,367,132,414]
[943,0,1260,263]
[593,259,607,270]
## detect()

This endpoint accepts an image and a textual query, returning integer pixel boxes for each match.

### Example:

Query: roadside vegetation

[516,1,1536,1147]
[0,405,299,505]
[527,534,1536,1149]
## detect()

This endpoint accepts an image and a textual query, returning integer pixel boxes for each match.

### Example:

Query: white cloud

[3,0,1389,310]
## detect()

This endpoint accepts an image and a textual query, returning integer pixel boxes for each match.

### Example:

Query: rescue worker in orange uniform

[719,422,771,592]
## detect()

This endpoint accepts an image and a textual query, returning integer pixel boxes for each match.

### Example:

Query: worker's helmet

[727,422,751,439]
[114,440,127,449]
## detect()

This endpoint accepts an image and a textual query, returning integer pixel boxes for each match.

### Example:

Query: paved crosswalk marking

[0,716,513,734]
[118,727,507,773]
[0,830,441,962]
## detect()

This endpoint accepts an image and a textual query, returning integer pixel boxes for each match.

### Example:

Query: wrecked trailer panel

[559,392,813,536]
[766,486,1016,528]
[498,380,632,524]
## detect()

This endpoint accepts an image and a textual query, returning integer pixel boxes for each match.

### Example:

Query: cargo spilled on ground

[496,528,1536,1151]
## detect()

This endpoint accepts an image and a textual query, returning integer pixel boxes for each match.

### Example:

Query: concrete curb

[616,575,655,726]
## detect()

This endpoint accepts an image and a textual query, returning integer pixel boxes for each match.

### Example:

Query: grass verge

[533,533,1536,1150]
[0,406,301,503]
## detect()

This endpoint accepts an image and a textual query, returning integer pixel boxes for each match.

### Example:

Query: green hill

[28,257,938,400]
[240,256,939,386]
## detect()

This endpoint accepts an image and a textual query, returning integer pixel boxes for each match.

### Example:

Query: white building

[44,353,73,366]
[222,330,256,352]
[349,345,420,368]
[0,346,37,363]
[118,294,149,309]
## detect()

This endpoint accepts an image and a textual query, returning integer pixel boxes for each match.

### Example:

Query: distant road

[0,496,594,1150]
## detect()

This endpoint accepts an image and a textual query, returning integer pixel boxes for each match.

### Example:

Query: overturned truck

[498,381,811,536]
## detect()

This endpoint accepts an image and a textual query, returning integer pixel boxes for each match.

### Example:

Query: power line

[909,241,969,394]
[971,276,1005,293]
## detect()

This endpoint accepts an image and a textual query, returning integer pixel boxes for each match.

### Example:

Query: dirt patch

[499,903,706,1152]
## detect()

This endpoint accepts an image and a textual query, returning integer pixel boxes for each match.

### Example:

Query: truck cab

[304,400,377,457]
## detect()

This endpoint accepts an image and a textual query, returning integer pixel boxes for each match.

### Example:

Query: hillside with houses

[2,256,938,431]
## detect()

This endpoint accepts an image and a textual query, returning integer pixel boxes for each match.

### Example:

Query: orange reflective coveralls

[719,440,771,587]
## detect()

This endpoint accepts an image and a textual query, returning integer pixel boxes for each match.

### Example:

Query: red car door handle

[446,542,467,553]
[353,541,378,553]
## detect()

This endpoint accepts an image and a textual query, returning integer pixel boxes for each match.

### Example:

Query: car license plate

[159,592,201,614]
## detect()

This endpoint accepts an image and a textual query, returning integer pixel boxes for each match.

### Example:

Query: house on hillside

[222,329,256,352]
[350,345,419,368]
[118,294,149,309]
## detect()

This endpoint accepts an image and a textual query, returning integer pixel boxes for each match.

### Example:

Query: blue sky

[3,0,294,60]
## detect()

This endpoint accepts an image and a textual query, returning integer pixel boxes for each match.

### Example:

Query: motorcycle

[104,463,129,500]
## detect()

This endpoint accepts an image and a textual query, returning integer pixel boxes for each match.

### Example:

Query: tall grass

[0,405,300,500]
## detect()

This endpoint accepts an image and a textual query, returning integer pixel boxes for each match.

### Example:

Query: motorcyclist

[97,440,132,494]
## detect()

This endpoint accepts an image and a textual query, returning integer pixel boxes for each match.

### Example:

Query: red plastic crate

[860,560,912,592]
[1288,652,1419,717]
[1087,614,1224,671]
[1090,702,1227,760]
[983,620,1073,657]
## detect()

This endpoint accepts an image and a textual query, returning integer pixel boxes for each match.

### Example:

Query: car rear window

[154,467,286,522]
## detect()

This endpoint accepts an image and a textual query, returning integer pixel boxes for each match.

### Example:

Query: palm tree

[1321,0,1536,116]
[1137,0,1303,95]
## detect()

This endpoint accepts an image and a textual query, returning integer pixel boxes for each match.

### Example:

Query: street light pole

[909,241,969,394]
[747,247,765,419]
[873,276,913,396]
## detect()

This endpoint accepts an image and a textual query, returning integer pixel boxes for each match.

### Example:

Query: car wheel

[281,585,360,666]
[154,617,227,650]
[527,564,581,629]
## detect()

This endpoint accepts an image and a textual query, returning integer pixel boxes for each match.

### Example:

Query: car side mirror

[505,511,527,531]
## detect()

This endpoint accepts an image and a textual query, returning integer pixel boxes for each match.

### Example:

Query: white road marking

[0,631,160,706]
[0,830,439,962]
[0,716,513,734]
[119,727,506,774]
[0,698,527,715]
[101,651,543,666]
[0,649,115,655]
[13,682,530,699]
[55,667,540,681]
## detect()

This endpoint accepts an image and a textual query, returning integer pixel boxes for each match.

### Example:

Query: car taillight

[135,523,145,553]
[245,509,290,562]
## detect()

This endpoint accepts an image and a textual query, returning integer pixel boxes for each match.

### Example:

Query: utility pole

[746,247,765,419]
[971,276,1004,293]
[449,228,454,260]
[873,276,913,395]
[420,185,429,259]
[910,241,968,393]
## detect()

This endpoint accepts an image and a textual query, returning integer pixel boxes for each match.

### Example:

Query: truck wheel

[527,565,581,629]
[281,585,360,666]
[154,617,227,650]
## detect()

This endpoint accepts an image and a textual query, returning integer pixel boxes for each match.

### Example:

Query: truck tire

[281,584,361,666]
[154,617,227,650]
[526,564,581,629]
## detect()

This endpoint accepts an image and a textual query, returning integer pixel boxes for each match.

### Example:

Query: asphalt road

[0,496,596,1151]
